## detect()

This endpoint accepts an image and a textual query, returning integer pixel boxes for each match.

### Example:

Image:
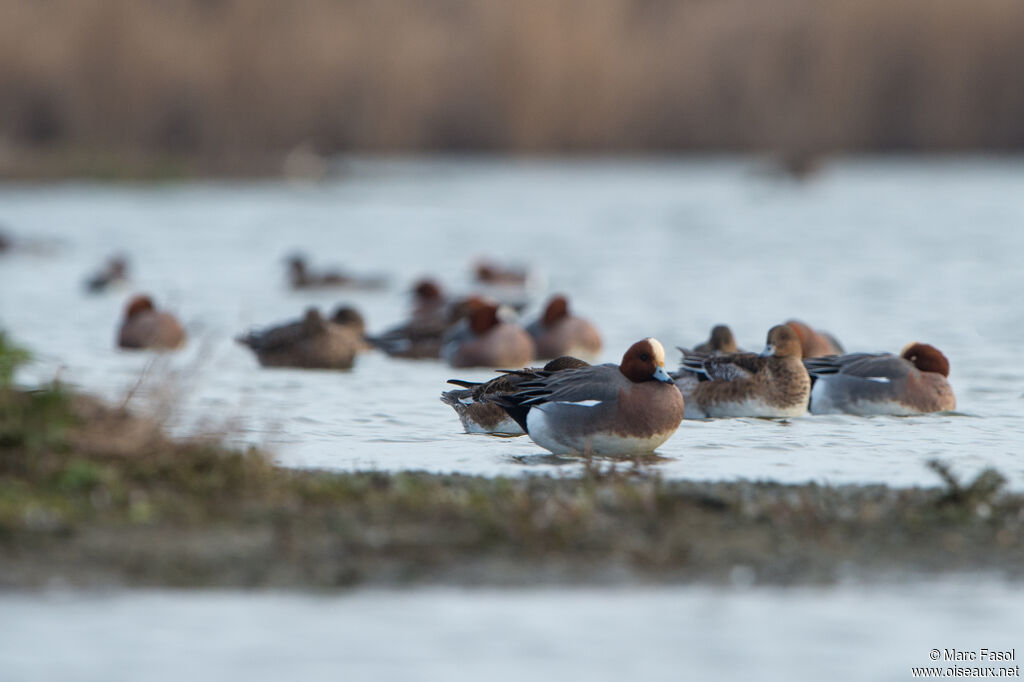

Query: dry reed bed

[1,0,1024,162]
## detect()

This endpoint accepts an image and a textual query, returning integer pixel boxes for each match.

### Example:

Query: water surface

[2,158,1023,487]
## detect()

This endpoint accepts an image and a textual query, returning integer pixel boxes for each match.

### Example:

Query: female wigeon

[441,356,591,435]
[442,302,535,368]
[785,320,844,358]
[117,295,185,350]
[674,324,810,419]
[236,307,360,369]
[331,305,372,352]
[805,343,956,415]
[526,295,603,362]
[495,338,685,456]
[688,324,740,355]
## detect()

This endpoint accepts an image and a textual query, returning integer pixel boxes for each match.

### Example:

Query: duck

[785,319,844,358]
[526,295,603,362]
[804,343,956,415]
[331,305,372,352]
[474,260,530,286]
[287,254,386,290]
[441,356,591,435]
[441,301,535,368]
[495,338,684,456]
[687,324,740,355]
[367,279,457,359]
[674,324,810,418]
[236,307,360,369]
[85,255,130,294]
[117,295,185,350]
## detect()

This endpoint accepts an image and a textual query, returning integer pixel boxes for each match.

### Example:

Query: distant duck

[367,280,461,359]
[805,343,956,415]
[474,260,530,286]
[85,255,130,294]
[674,324,810,419]
[687,324,740,356]
[494,338,684,456]
[117,295,185,350]
[287,254,387,290]
[236,307,361,370]
[0,229,11,253]
[785,320,844,358]
[526,295,602,362]
[441,301,535,369]
[442,356,591,435]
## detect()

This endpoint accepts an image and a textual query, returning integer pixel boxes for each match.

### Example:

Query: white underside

[810,381,918,416]
[685,396,807,419]
[526,406,676,455]
[459,413,525,436]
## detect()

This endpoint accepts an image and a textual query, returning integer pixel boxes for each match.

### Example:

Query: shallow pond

[2,157,1023,487]
[1,582,1020,682]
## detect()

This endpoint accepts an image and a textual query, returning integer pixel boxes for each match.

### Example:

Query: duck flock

[91,250,957,458]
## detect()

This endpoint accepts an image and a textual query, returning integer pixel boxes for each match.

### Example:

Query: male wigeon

[674,324,810,419]
[287,254,386,290]
[526,295,603,362]
[441,356,591,435]
[236,307,360,369]
[687,324,740,355]
[442,302,535,368]
[785,320,844,358]
[804,343,956,415]
[86,255,130,294]
[495,338,685,456]
[117,295,185,350]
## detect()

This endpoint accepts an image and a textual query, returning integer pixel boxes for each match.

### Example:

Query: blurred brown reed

[1,0,1023,169]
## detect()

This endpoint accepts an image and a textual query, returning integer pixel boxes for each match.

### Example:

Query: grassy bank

[1,334,1022,589]
[2,0,1024,177]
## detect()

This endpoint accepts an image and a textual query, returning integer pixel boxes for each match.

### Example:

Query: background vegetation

[2,0,1023,173]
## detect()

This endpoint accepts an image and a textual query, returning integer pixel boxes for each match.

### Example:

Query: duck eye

[640,353,650,361]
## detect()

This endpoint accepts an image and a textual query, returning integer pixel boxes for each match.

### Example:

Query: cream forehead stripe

[646,338,666,365]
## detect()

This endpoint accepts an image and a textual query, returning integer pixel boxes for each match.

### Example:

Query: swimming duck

[785,320,844,358]
[526,295,603,362]
[495,338,684,456]
[117,295,185,350]
[236,307,360,369]
[687,324,740,355]
[674,324,810,418]
[86,255,130,294]
[442,302,535,368]
[441,356,591,435]
[287,254,386,290]
[804,343,955,415]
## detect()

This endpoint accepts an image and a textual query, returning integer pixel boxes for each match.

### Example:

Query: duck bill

[759,344,776,358]
[652,365,673,383]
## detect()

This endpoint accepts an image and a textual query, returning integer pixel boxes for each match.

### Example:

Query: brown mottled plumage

[441,356,591,435]
[675,324,810,418]
[237,308,360,370]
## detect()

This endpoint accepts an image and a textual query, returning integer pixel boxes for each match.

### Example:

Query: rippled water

[2,158,1024,487]
[1,582,1020,682]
